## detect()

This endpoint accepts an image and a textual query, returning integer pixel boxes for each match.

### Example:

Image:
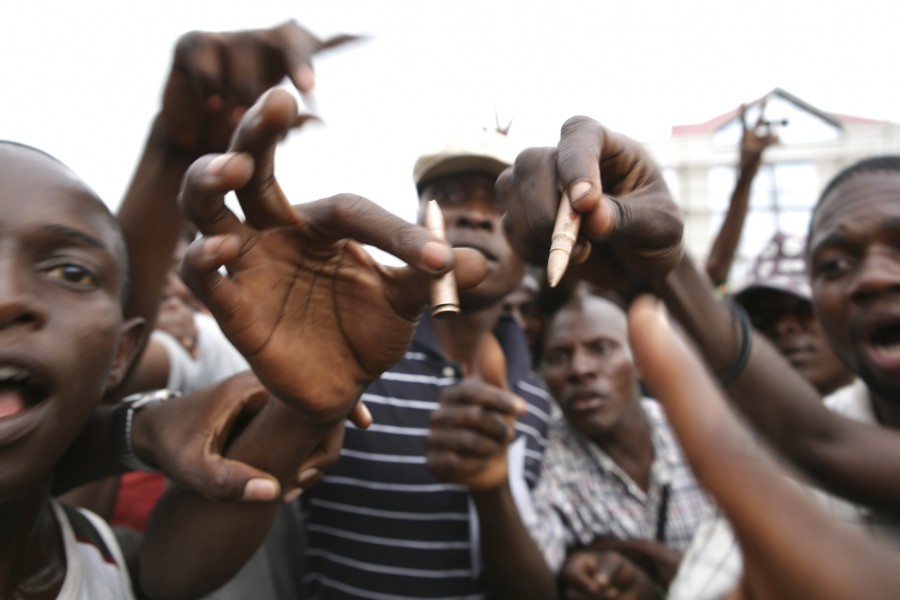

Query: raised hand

[627,296,900,599]
[178,87,486,428]
[132,371,284,502]
[498,116,683,291]
[157,19,360,157]
[738,100,779,175]
[426,333,525,491]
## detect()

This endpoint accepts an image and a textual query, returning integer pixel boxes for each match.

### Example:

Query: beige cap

[413,128,516,190]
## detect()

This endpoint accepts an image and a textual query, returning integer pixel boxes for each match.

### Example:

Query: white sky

[2,0,899,230]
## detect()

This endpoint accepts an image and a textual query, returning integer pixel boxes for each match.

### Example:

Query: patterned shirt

[527,399,712,571]
[300,313,553,599]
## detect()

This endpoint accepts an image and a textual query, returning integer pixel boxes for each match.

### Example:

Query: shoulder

[53,500,135,599]
[640,397,670,429]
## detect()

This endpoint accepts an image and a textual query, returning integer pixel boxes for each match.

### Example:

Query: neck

[0,484,66,599]
[432,303,504,368]
[591,399,655,491]
[818,373,856,398]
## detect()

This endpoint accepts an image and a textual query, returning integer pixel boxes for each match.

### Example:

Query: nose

[769,312,803,339]
[850,248,900,303]
[452,197,498,232]
[0,257,45,331]
[567,346,596,381]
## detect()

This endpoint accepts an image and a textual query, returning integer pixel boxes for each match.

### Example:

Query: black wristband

[717,301,752,386]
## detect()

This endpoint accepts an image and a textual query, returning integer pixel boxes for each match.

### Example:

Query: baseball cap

[734,232,812,304]
[412,127,516,191]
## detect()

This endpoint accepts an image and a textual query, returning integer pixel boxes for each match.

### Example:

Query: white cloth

[152,312,249,393]
[53,499,135,599]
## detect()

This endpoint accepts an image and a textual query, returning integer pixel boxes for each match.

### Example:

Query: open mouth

[0,365,48,418]
[860,316,900,372]
[869,325,900,358]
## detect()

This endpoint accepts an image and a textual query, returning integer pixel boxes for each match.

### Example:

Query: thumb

[462,333,508,391]
[198,455,282,502]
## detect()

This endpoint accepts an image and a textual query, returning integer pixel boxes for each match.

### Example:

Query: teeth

[0,365,29,383]
[874,343,900,359]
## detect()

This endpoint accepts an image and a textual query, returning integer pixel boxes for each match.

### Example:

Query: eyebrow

[41,223,109,251]
[813,216,900,254]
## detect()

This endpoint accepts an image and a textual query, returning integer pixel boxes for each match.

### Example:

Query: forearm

[655,253,900,510]
[654,255,833,469]
[472,484,558,600]
[705,167,758,287]
[115,118,196,386]
[137,397,331,600]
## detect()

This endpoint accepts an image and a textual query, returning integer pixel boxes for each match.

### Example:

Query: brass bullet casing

[547,192,580,288]
[425,200,460,319]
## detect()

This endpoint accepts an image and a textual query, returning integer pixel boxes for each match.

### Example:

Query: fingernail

[295,65,315,92]
[282,487,303,503]
[243,478,279,502]
[569,180,593,204]
[422,241,453,272]
[512,394,527,415]
[207,153,236,178]
[571,241,593,265]
[357,402,373,428]
[203,235,226,259]
[297,468,320,485]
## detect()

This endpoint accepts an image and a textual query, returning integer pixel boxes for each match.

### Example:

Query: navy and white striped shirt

[300,313,552,599]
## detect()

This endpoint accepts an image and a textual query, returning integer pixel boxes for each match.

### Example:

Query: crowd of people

[4,18,900,600]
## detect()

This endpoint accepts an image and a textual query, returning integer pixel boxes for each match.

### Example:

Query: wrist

[114,389,180,471]
[147,113,206,166]
[470,478,513,505]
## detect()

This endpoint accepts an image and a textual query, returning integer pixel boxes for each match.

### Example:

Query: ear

[106,317,146,391]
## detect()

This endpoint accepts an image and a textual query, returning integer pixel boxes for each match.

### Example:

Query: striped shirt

[527,399,713,572]
[300,314,553,599]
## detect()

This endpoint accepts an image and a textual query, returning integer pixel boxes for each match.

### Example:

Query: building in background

[647,88,900,288]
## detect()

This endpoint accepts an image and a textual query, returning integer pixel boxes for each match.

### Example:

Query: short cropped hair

[0,141,131,308]
[814,155,900,218]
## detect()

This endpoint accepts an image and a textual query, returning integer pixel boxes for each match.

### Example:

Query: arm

[705,104,778,287]
[55,20,363,507]
[135,87,488,599]
[628,295,900,599]
[114,20,361,390]
[499,116,900,512]
[427,335,557,600]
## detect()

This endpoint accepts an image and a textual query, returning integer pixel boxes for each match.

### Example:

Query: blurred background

[3,0,899,283]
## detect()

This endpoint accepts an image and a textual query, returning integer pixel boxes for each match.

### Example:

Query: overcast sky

[2,0,898,228]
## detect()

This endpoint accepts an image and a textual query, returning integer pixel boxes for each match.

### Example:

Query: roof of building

[671,87,883,137]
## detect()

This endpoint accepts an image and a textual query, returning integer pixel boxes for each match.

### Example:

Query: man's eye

[543,350,569,368]
[433,187,465,205]
[816,256,852,279]
[47,264,98,287]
